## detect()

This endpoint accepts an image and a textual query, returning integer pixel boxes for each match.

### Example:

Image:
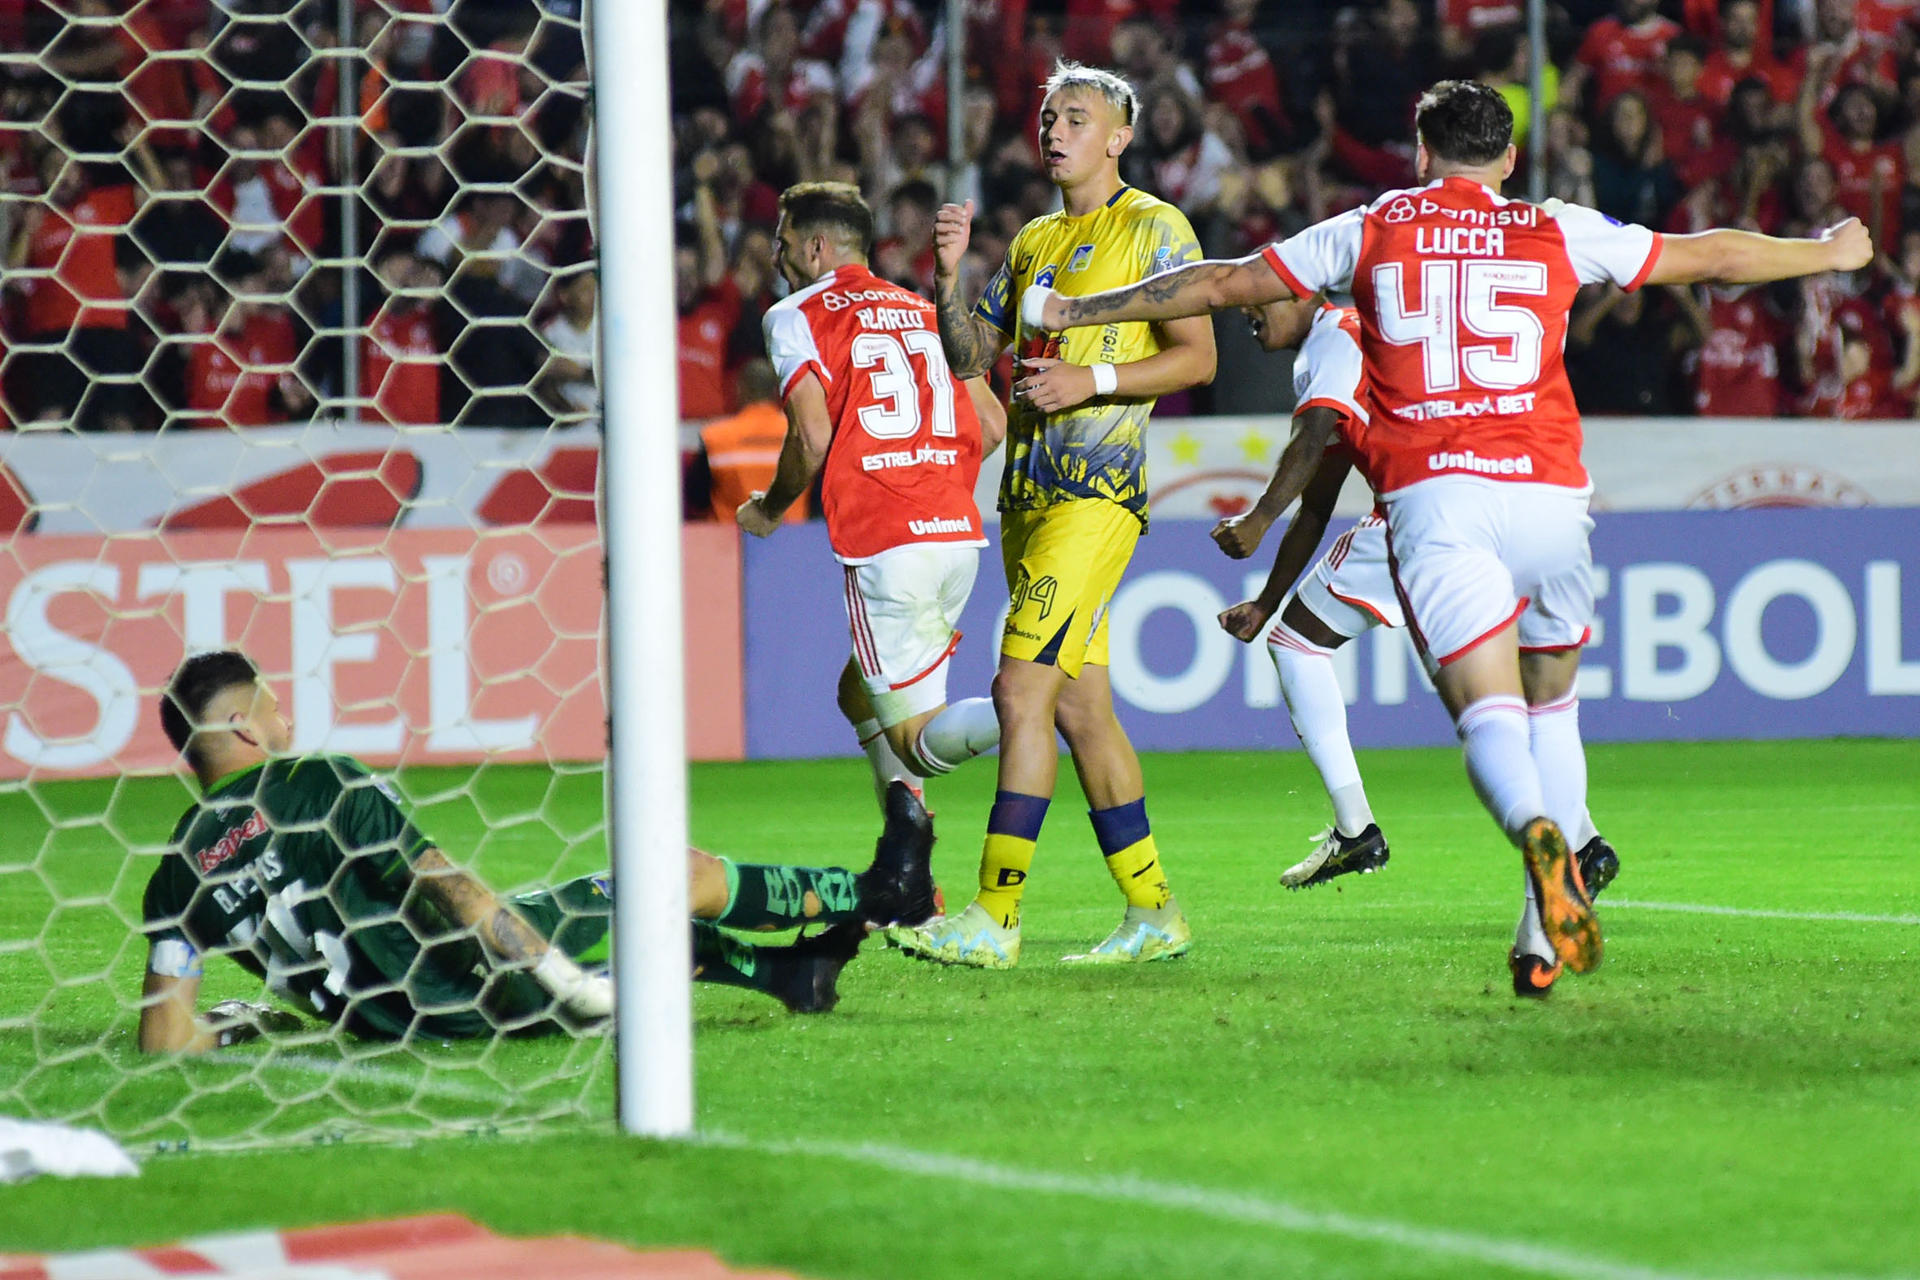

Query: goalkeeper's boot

[856,781,940,929]
[1281,823,1390,890]
[1521,818,1603,974]
[888,900,1020,969]
[1061,900,1192,964]
[1507,948,1562,998]
[768,922,866,1013]
[1576,835,1620,899]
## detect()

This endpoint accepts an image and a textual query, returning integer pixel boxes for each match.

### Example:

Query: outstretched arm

[1645,218,1872,287]
[738,372,833,534]
[1212,406,1344,560]
[1219,447,1351,643]
[1032,254,1292,331]
[410,847,612,1019]
[1011,312,1218,413]
[136,963,303,1055]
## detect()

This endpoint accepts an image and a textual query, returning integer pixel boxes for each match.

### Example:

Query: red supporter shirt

[1697,51,1798,106]
[762,263,985,563]
[185,314,299,427]
[1264,177,1664,496]
[1646,88,1720,187]
[1690,288,1785,416]
[677,276,741,419]
[1787,40,1897,107]
[1205,24,1287,155]
[24,184,137,334]
[1822,125,1904,240]
[362,306,441,425]
[1436,0,1524,42]
[1575,15,1682,105]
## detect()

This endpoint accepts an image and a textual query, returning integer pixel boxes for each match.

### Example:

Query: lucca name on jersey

[975,186,1201,525]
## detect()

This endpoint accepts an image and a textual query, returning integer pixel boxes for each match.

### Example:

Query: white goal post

[590,0,695,1139]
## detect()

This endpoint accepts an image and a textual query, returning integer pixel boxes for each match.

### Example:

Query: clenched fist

[933,200,973,280]
[1211,509,1275,560]
[1218,599,1277,643]
[1820,217,1872,273]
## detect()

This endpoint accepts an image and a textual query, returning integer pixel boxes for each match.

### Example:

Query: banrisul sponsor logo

[1428,450,1535,476]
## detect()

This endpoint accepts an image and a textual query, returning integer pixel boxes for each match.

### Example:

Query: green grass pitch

[2,740,1916,1279]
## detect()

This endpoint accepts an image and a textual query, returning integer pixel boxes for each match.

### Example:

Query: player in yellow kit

[892,62,1216,967]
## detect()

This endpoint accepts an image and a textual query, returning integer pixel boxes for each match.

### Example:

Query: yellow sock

[1102,834,1170,910]
[1089,799,1171,910]
[975,791,1049,928]
[976,833,1036,928]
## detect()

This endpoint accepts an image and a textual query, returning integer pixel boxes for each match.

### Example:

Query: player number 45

[1373,259,1547,395]
[851,330,958,441]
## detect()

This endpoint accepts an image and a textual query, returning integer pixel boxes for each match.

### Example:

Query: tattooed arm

[932,199,1011,378]
[412,847,613,1018]
[936,263,1011,378]
[1031,253,1293,331]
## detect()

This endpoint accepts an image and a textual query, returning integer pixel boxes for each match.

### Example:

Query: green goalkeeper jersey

[141,755,485,1040]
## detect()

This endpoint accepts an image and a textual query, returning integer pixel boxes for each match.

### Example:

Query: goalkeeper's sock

[1457,695,1543,846]
[1088,797,1171,910]
[1270,624,1373,837]
[975,790,1048,928]
[912,697,1000,774]
[1528,691,1599,849]
[691,922,775,993]
[855,716,922,812]
[716,858,861,930]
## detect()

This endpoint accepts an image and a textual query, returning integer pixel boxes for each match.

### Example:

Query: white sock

[913,697,999,775]
[854,716,920,811]
[1455,694,1543,846]
[1516,870,1553,959]
[1528,691,1597,849]
[1269,624,1372,836]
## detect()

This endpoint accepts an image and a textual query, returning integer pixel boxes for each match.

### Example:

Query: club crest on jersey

[1066,243,1096,273]
[1035,264,1058,288]
[1382,199,1418,224]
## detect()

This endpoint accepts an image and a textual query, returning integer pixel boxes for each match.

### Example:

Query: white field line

[195,1065,1909,1280]
[1608,900,1920,926]
[696,1131,1907,1280]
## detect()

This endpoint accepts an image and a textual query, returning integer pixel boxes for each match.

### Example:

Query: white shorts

[1382,476,1594,674]
[842,542,980,726]
[1284,512,1406,640]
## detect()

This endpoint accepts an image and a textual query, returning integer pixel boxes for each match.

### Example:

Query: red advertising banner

[0,524,746,780]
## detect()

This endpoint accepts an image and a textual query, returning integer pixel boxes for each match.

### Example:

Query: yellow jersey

[974,185,1202,525]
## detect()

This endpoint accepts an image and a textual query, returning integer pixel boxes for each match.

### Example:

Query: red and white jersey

[1263,176,1663,496]
[1292,304,1369,432]
[764,263,986,564]
[1293,304,1388,516]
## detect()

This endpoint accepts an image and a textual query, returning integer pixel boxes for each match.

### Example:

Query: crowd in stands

[0,0,592,431]
[670,0,1920,424]
[7,0,1920,434]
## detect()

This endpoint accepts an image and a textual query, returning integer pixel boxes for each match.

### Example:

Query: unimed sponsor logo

[907,517,973,536]
[1428,450,1535,476]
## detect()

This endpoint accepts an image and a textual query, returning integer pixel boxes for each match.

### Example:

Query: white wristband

[1019,283,1056,331]
[1090,363,1118,396]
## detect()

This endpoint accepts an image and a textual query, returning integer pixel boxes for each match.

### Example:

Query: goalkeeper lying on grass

[137,650,938,1052]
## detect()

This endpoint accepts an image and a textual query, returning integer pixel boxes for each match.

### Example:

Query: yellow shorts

[999,499,1141,678]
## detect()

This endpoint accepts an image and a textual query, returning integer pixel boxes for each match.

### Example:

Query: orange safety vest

[702,400,808,524]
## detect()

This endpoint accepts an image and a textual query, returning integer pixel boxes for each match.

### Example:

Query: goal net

[0,0,622,1152]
